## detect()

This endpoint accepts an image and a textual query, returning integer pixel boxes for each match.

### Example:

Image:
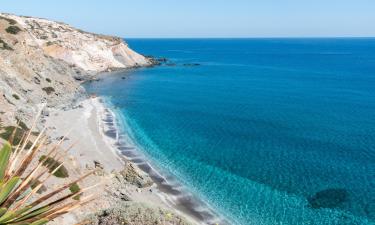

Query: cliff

[0,13,151,125]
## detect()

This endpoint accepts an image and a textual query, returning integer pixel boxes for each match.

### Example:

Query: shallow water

[85,39,375,224]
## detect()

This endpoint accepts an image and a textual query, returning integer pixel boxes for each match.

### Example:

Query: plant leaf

[0,176,20,205]
[12,205,49,223]
[0,142,12,180]
[0,206,32,223]
[0,207,7,217]
[30,218,49,225]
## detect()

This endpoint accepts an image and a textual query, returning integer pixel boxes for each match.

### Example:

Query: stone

[119,163,153,188]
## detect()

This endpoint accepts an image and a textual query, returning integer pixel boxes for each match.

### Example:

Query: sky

[1,0,375,38]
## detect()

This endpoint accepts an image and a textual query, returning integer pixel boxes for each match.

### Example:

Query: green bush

[39,155,69,178]
[5,25,21,35]
[0,38,13,51]
[16,118,28,130]
[46,78,52,83]
[30,179,47,194]
[12,94,20,100]
[69,183,81,200]
[0,16,17,25]
[0,126,32,148]
[42,86,55,95]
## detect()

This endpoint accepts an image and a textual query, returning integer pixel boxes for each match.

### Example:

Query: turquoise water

[85,39,375,224]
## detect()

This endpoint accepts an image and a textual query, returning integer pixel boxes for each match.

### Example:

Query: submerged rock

[308,188,348,209]
[157,57,168,63]
[183,63,200,67]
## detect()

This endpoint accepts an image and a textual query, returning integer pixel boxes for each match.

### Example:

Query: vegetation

[45,41,54,47]
[41,87,55,95]
[0,39,13,51]
[0,126,32,149]
[16,119,28,131]
[0,119,95,225]
[39,155,69,178]
[12,94,20,100]
[0,16,17,25]
[30,179,46,194]
[45,78,51,83]
[5,26,21,35]
[69,183,81,201]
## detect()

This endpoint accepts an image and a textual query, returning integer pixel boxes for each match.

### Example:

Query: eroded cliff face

[0,13,150,125]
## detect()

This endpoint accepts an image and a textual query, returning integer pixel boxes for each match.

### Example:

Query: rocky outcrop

[0,13,151,125]
[118,163,153,188]
[84,202,191,225]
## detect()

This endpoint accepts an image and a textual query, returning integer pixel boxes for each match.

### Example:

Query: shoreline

[94,97,229,225]
[44,96,225,225]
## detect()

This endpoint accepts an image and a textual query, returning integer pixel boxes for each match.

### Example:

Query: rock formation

[0,13,151,125]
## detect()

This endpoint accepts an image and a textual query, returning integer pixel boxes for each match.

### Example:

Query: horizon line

[124,36,375,39]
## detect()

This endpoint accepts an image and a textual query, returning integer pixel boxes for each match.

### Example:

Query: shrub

[0,38,13,51]
[0,16,17,25]
[30,179,47,194]
[16,119,29,131]
[0,125,32,148]
[42,87,55,95]
[39,155,69,178]
[69,183,81,200]
[5,26,21,35]
[45,78,51,83]
[12,94,20,100]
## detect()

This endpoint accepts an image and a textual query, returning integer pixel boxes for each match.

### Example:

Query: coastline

[97,97,229,225]
[0,12,229,225]
[44,96,220,225]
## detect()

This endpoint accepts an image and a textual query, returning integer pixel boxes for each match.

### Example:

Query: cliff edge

[0,13,151,125]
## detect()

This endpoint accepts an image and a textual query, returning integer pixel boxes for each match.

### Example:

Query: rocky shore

[0,13,196,225]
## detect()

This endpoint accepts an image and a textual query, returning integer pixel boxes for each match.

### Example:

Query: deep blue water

[85,39,375,224]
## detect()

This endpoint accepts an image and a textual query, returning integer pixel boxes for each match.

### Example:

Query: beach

[43,96,223,225]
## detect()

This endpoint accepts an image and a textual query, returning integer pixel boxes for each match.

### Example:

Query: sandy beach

[44,97,205,225]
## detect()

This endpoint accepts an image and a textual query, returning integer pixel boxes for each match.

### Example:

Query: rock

[118,163,153,188]
[42,109,50,117]
[56,135,69,141]
[84,202,191,225]
[157,57,168,63]
[308,188,348,209]
[34,77,41,84]
[94,160,104,169]
[183,63,200,66]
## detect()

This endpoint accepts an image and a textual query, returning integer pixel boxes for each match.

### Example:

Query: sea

[84,38,375,225]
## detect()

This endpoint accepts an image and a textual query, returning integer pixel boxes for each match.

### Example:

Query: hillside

[0,13,151,125]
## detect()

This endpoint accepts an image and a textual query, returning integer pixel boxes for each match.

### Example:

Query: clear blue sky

[1,0,375,38]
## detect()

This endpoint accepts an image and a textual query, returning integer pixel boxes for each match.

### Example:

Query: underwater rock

[183,63,201,66]
[308,188,348,209]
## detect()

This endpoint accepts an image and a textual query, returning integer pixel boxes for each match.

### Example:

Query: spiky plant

[0,116,96,225]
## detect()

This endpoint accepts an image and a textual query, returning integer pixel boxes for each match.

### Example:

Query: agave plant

[0,116,96,225]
